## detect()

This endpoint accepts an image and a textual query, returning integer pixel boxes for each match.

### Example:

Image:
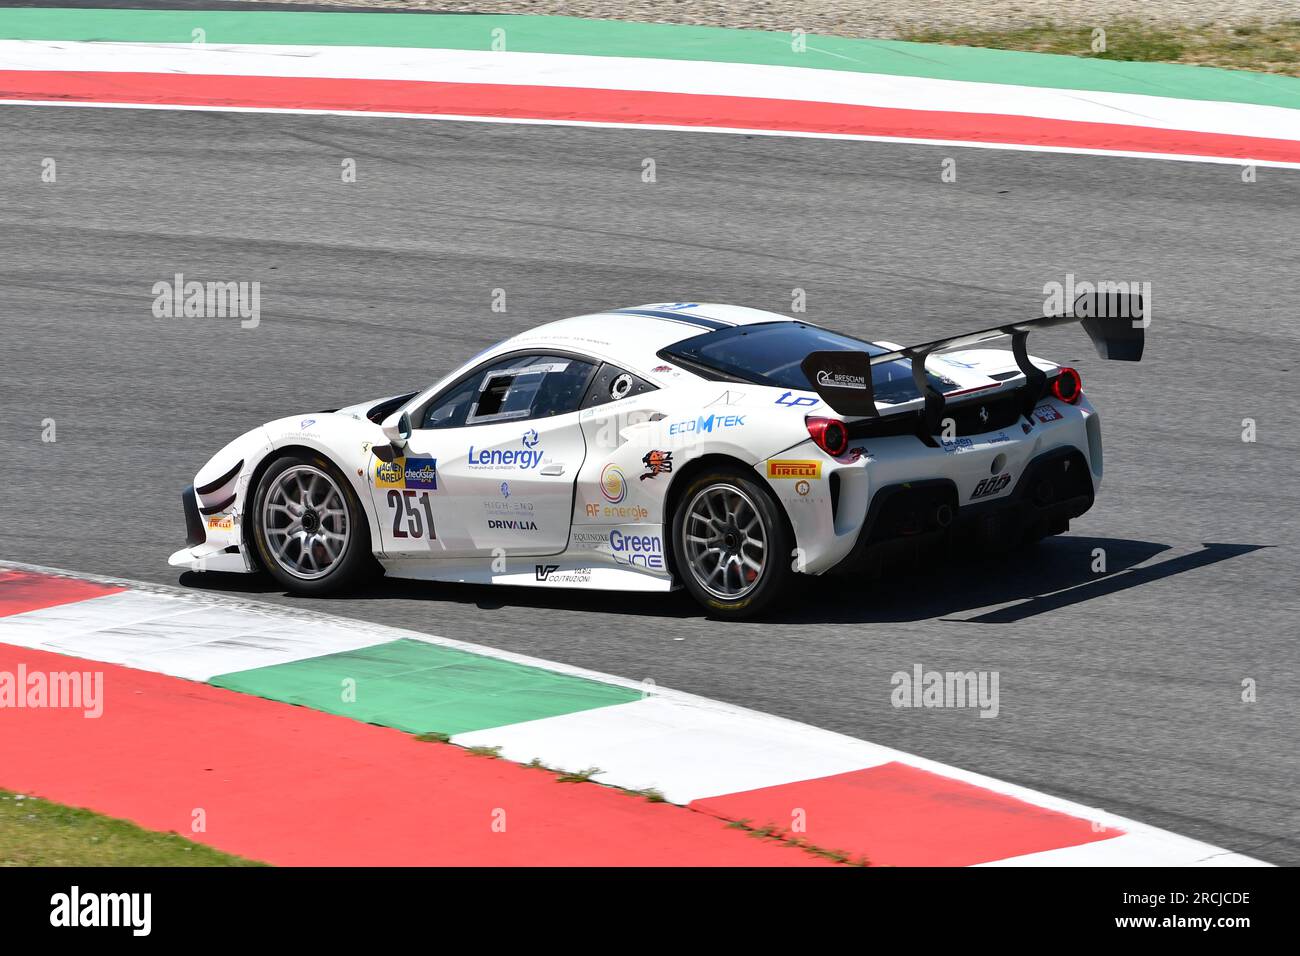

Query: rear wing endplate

[800,292,1145,438]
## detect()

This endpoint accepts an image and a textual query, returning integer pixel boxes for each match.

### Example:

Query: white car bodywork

[169,302,1108,591]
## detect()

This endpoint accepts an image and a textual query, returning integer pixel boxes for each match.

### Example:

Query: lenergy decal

[468,429,545,470]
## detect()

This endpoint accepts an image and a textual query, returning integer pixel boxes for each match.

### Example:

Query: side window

[420,354,596,429]
[581,362,656,409]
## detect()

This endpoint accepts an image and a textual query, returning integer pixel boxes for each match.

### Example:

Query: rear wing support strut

[800,292,1145,426]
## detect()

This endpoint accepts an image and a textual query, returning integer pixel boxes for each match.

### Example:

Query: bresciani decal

[641,450,673,480]
[767,460,821,479]
[1034,403,1064,423]
[816,368,868,390]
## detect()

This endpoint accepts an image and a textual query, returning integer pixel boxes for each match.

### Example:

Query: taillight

[806,416,849,456]
[1051,366,1082,404]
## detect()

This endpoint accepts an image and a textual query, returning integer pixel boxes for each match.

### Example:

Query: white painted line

[3,41,1297,143]
[0,560,1270,865]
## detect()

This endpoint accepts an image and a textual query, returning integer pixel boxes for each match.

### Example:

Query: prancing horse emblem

[978,406,990,425]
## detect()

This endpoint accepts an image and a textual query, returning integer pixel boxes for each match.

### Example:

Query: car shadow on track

[177,536,1266,625]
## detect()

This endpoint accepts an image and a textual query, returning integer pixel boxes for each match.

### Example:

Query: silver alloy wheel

[260,465,350,581]
[682,482,768,600]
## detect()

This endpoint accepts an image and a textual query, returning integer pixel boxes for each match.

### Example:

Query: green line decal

[1,9,1298,110]
[209,638,640,735]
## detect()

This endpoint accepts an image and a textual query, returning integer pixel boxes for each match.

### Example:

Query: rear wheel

[251,453,373,595]
[671,467,793,618]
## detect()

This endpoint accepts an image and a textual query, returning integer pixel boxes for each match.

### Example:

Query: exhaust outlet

[934,503,954,528]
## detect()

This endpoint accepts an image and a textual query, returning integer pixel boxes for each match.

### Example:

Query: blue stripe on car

[610,308,731,330]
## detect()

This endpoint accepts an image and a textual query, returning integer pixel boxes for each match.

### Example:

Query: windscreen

[660,322,960,405]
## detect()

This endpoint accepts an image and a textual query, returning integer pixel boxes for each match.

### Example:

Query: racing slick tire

[250,453,374,595]
[671,465,793,619]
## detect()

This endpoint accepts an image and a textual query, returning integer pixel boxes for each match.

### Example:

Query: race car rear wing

[800,292,1145,443]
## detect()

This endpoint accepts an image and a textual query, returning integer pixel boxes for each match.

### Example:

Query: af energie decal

[600,464,627,503]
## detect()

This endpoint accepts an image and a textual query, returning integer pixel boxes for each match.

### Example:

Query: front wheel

[671,467,793,619]
[251,453,373,595]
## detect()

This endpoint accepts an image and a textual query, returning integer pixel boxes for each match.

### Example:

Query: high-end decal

[1034,403,1064,423]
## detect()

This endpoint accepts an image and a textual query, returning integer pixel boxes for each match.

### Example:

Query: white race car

[171,296,1143,617]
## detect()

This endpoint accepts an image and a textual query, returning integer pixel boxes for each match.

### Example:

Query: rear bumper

[829,446,1094,575]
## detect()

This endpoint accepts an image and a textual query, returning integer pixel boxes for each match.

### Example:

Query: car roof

[481,303,797,376]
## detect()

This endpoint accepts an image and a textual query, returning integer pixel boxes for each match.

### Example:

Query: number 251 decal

[387,489,436,539]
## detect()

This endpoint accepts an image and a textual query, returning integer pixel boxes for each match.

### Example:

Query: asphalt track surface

[1,104,1298,864]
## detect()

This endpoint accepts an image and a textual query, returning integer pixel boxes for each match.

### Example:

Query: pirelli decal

[767,459,822,480]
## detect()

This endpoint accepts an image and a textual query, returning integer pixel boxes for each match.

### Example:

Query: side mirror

[382,411,412,448]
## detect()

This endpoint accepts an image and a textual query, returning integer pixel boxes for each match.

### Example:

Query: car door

[375,352,595,558]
